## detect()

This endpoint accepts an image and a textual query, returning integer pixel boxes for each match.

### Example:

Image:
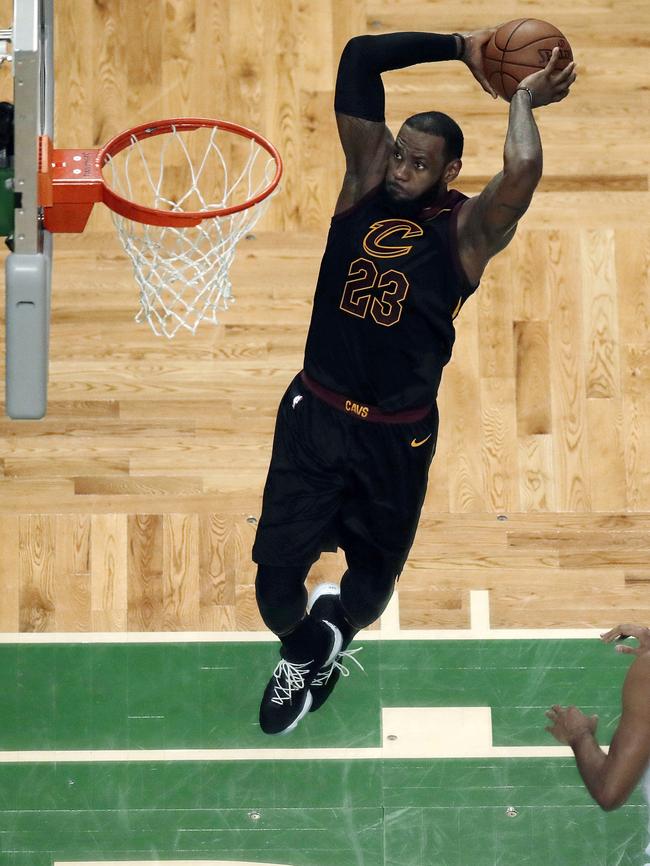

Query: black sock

[340,566,396,630]
[280,616,330,663]
[315,593,358,648]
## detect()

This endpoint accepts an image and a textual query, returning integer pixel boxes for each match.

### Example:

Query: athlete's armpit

[334,116,393,214]
[456,172,534,284]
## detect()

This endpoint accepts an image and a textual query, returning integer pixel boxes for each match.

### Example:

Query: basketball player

[253,28,577,735]
[546,624,650,823]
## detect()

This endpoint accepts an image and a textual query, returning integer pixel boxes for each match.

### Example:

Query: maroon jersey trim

[300,371,432,424]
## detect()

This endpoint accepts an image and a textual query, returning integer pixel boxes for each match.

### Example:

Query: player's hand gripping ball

[482,19,573,101]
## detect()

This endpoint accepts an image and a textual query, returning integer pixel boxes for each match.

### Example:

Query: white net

[105,124,279,338]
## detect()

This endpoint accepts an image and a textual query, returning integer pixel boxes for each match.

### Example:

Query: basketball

[482,19,573,102]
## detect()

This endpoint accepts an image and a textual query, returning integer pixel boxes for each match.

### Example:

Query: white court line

[55,861,296,866]
[0,627,605,643]
[470,589,491,631]
[0,588,607,763]
[0,705,582,764]
[0,705,587,762]
[0,747,384,763]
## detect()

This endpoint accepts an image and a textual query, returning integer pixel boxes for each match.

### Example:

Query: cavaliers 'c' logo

[362,219,424,259]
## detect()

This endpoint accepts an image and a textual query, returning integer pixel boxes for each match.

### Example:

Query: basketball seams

[501,18,529,54]
[483,18,572,102]
[494,18,525,51]
[503,35,565,54]
[499,19,529,88]
[501,60,561,72]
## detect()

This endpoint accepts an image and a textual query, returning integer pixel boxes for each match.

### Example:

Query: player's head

[384,111,463,213]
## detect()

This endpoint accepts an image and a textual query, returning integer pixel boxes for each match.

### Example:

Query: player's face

[385,126,460,206]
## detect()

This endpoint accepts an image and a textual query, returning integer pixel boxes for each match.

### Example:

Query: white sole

[308,582,340,611]
[278,689,313,736]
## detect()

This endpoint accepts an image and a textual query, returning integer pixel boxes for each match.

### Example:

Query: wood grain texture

[518,435,555,513]
[0,0,647,633]
[91,514,128,630]
[163,513,201,629]
[514,320,551,436]
[581,229,620,399]
[547,231,591,512]
[18,516,56,632]
[480,377,519,512]
[442,298,485,513]
[0,516,20,631]
[54,515,91,631]
[127,514,164,631]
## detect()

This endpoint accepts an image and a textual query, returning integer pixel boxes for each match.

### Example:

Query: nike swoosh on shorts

[410,434,432,448]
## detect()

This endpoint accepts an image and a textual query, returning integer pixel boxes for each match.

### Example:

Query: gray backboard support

[5,0,54,418]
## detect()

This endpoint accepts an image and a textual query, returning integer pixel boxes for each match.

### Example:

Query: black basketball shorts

[252,373,439,574]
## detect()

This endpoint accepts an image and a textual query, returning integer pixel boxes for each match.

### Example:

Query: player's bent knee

[340,565,397,630]
[255,563,310,636]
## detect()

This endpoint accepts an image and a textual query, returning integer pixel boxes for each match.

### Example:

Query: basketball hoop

[38,118,283,337]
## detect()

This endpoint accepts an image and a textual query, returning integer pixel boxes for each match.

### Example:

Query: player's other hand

[518,46,577,107]
[545,704,598,747]
[459,28,499,99]
[601,623,650,656]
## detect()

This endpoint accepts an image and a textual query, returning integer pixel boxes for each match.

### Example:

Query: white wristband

[515,86,535,106]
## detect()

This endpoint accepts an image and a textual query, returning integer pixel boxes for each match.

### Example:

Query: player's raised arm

[457,47,577,286]
[333,30,494,214]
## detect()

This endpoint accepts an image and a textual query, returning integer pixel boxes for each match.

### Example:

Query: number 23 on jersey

[339,257,409,327]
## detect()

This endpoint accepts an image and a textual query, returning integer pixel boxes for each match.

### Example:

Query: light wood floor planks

[0,0,648,633]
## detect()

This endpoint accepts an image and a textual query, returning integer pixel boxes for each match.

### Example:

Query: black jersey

[303,184,478,412]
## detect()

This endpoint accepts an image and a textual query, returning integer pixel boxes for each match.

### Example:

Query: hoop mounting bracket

[36,118,283,233]
[38,136,102,232]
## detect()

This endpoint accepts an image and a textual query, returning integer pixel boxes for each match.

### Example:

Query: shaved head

[404,111,464,161]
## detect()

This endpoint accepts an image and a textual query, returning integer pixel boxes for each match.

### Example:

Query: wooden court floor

[0,0,649,634]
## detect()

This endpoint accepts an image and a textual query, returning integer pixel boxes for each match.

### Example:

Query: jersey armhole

[331,183,383,224]
[449,199,480,299]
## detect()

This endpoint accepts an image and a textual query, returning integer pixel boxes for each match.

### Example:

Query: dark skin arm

[546,624,650,811]
[334,31,495,216]
[333,34,576,277]
[457,48,577,286]
[333,113,393,215]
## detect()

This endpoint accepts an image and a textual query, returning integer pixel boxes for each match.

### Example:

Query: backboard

[4,0,53,418]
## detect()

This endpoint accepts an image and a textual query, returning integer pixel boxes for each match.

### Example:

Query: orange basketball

[482,19,573,102]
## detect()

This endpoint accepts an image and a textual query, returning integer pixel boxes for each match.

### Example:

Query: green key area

[0,639,647,865]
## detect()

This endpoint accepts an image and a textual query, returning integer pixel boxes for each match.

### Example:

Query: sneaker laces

[270,658,313,706]
[311,646,365,688]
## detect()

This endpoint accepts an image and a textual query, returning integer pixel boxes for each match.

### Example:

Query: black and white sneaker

[259,618,343,735]
[308,583,364,713]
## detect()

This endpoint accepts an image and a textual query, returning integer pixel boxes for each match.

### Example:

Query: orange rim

[98,117,283,225]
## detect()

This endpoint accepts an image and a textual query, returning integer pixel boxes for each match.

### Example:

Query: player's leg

[253,376,347,734]
[307,547,397,712]
[339,405,438,627]
[256,563,310,639]
[341,550,398,629]
[308,407,439,711]
[256,562,342,663]
[308,545,396,648]
[257,562,344,733]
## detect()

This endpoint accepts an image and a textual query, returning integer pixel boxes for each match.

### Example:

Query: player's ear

[443,159,462,184]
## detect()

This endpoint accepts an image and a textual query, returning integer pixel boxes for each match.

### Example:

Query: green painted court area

[0,639,648,865]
